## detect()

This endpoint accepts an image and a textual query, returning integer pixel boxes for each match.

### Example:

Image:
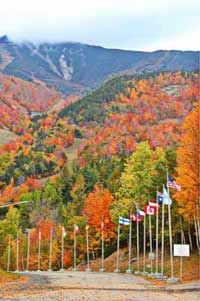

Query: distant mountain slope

[0,36,199,95]
[0,74,60,133]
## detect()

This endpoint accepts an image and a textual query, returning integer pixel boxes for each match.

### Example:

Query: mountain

[0,74,60,133]
[0,36,199,95]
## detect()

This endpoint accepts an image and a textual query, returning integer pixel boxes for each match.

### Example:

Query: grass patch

[0,129,17,146]
[65,138,82,164]
[0,269,25,283]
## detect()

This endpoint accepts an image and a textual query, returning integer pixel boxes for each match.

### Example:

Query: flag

[167,176,181,191]
[149,201,159,215]
[119,216,130,225]
[74,224,79,233]
[137,209,145,217]
[85,224,90,231]
[130,213,142,222]
[144,205,155,215]
[157,191,163,204]
[101,221,104,230]
[163,188,172,205]
[38,231,41,240]
[149,201,159,208]
[62,226,67,238]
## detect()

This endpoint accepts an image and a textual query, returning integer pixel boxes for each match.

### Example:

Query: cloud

[0,0,199,50]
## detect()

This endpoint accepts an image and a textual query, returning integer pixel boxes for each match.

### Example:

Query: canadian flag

[130,213,142,222]
[144,205,155,215]
[149,201,159,215]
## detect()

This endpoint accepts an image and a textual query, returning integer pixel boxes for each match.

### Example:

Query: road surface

[0,271,200,300]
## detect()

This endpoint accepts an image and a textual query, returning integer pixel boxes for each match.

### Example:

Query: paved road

[0,271,200,301]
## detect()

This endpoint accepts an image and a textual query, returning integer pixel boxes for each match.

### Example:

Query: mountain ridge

[0,36,199,95]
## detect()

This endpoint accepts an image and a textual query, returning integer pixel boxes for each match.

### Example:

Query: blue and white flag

[119,216,130,225]
[157,191,163,204]
[137,209,146,217]
[163,188,172,205]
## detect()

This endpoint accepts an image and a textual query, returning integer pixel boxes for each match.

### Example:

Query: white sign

[174,244,190,257]
[148,252,155,260]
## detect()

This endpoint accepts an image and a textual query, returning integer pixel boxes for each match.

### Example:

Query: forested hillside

[0,71,199,271]
[0,74,60,133]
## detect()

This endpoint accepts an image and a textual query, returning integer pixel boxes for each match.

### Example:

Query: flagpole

[188,225,193,251]
[37,231,41,271]
[143,214,148,275]
[180,216,184,282]
[7,235,11,272]
[100,221,105,272]
[161,185,165,276]
[60,226,65,271]
[86,226,91,272]
[114,220,120,273]
[25,229,30,272]
[149,213,153,275]
[155,191,159,275]
[166,168,176,282]
[48,228,53,271]
[73,226,77,271]
[126,213,132,273]
[135,209,140,274]
[15,232,19,272]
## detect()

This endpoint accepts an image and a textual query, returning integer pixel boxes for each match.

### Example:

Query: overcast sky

[0,0,199,51]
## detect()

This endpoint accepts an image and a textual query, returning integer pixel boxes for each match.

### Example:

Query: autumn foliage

[174,101,200,221]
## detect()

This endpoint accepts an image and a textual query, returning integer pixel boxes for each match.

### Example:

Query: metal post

[155,192,159,275]
[188,225,193,251]
[114,221,120,273]
[73,228,77,271]
[166,169,177,282]
[126,214,132,273]
[168,201,174,279]
[48,228,53,271]
[100,222,105,272]
[149,213,153,275]
[135,212,140,274]
[15,232,19,272]
[60,227,64,271]
[180,221,184,282]
[143,214,148,275]
[7,235,11,272]
[26,230,30,272]
[161,185,165,275]
[86,227,91,272]
[37,231,41,271]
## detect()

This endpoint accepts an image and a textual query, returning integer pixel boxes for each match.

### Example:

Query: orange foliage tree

[83,185,115,253]
[174,102,200,221]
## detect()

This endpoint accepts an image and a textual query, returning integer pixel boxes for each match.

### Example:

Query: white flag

[62,226,67,237]
[74,224,79,233]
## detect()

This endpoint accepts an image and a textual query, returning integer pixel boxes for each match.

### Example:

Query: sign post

[174,244,190,282]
